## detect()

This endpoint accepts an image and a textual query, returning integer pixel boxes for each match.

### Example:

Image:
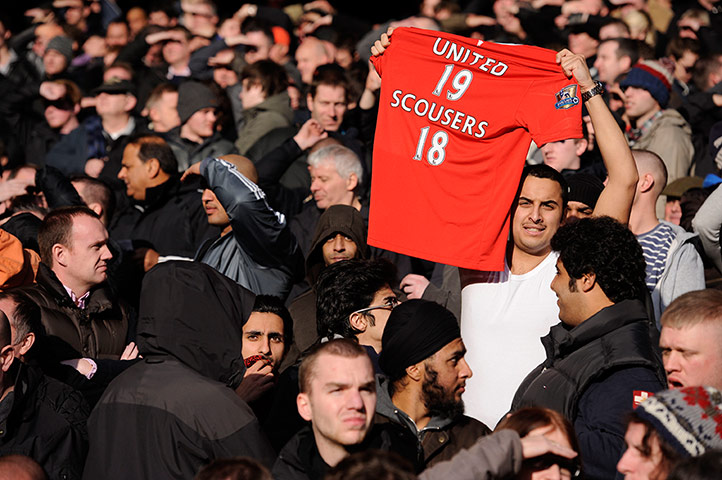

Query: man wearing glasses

[314,258,398,373]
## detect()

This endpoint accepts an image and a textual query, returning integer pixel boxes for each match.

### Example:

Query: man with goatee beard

[375,299,490,472]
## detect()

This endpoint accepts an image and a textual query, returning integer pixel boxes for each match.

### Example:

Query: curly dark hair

[315,258,397,340]
[550,216,647,303]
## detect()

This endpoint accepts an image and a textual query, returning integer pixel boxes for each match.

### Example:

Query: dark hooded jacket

[286,205,369,361]
[83,261,275,480]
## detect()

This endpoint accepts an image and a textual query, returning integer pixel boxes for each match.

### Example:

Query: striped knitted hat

[620,60,674,108]
[635,386,722,458]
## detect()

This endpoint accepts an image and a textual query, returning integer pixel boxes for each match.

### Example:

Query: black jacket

[84,261,275,480]
[511,299,666,480]
[273,424,398,480]
[110,175,215,258]
[0,362,89,480]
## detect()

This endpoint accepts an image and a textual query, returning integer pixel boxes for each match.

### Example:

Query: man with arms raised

[460,49,639,428]
[183,154,302,298]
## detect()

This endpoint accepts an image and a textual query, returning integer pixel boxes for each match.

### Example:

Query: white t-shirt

[460,251,560,428]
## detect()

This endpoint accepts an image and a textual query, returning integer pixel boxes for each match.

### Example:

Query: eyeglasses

[352,297,400,316]
[522,454,581,479]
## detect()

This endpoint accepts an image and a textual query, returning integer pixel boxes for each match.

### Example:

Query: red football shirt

[369,27,582,271]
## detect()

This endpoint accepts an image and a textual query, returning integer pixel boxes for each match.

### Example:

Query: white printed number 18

[413,127,448,166]
[414,65,472,166]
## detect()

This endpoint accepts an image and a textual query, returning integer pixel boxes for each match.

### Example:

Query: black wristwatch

[581,81,604,102]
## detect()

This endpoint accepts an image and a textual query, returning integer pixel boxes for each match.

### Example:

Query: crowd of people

[0,0,721,479]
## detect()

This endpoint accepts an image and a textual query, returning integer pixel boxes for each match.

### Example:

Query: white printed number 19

[413,65,471,166]
[432,64,472,101]
[413,126,448,166]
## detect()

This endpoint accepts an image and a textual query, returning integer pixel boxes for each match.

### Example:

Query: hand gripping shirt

[369,27,582,270]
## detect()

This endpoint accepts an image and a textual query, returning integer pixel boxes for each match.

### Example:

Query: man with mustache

[376,299,490,471]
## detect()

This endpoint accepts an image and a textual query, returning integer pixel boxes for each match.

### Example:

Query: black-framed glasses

[522,453,581,479]
[352,297,400,316]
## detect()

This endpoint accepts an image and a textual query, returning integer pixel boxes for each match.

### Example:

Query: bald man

[627,149,704,326]
[295,37,333,85]
[184,155,303,298]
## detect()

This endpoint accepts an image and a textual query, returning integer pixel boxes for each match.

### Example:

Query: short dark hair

[70,175,116,224]
[613,38,641,65]
[315,258,397,340]
[551,216,647,303]
[521,164,569,208]
[126,134,178,174]
[0,290,44,345]
[309,63,351,103]
[251,294,293,349]
[240,17,274,43]
[38,206,100,267]
[195,457,272,480]
[666,36,701,61]
[325,450,416,480]
[241,60,288,97]
[298,338,368,393]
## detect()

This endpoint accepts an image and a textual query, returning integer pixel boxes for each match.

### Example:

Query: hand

[121,342,139,360]
[235,361,275,403]
[60,358,95,377]
[189,36,211,52]
[0,179,31,203]
[556,48,595,92]
[85,158,106,178]
[217,18,241,39]
[181,162,202,182]
[304,0,336,15]
[521,434,578,460]
[39,81,67,101]
[365,67,382,92]
[293,119,328,150]
[134,247,160,272]
[145,30,183,46]
[208,49,235,67]
[83,35,107,58]
[371,27,394,57]
[400,274,430,299]
[25,8,55,24]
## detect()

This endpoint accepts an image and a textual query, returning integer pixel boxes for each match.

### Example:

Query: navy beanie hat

[620,60,674,108]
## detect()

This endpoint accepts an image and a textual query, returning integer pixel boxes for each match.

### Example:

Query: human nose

[101,245,113,261]
[459,358,472,379]
[201,188,214,202]
[259,336,271,355]
[616,449,633,475]
[310,178,321,192]
[529,204,542,222]
[332,235,345,251]
[346,389,365,411]
[664,351,681,374]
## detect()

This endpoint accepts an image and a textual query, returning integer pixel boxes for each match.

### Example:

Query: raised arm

[557,49,638,225]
